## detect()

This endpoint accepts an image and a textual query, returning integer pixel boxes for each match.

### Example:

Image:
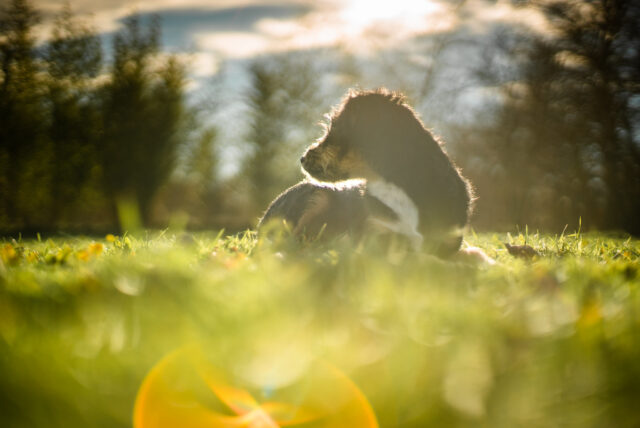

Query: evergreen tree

[0,0,47,228]
[100,15,186,228]
[187,128,218,194]
[44,4,103,225]
[243,54,322,215]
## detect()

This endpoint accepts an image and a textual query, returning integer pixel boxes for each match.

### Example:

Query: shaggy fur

[259,179,399,241]
[259,180,368,238]
[259,89,473,257]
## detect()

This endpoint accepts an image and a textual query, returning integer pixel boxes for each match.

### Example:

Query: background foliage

[1,0,639,235]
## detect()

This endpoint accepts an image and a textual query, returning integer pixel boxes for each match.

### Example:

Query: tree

[0,0,47,229]
[187,128,218,194]
[44,4,103,225]
[540,0,640,232]
[242,53,322,216]
[456,32,594,230]
[179,127,221,227]
[458,0,640,233]
[100,15,186,229]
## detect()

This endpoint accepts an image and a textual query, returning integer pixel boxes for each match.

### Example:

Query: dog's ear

[339,92,387,129]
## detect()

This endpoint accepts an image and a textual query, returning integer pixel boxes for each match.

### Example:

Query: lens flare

[134,345,378,428]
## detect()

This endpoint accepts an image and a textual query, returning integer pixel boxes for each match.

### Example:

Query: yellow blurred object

[134,345,378,428]
[1,243,19,265]
[76,250,90,261]
[578,300,602,327]
[88,242,104,255]
[77,243,104,261]
[26,251,38,263]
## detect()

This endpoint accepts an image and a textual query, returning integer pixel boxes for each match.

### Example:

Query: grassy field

[1,230,639,427]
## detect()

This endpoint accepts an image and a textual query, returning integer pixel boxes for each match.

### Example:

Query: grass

[0,230,639,427]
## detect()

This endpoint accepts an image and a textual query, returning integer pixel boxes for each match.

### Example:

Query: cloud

[35,0,297,16]
[461,0,550,35]
[193,32,270,58]
[32,1,313,45]
[120,4,312,49]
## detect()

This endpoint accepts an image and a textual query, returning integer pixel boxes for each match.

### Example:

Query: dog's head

[300,89,429,183]
[300,88,473,251]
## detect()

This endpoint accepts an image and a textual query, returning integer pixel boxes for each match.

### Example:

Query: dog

[258,89,473,258]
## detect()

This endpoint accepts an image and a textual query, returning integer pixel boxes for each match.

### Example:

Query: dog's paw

[456,246,496,266]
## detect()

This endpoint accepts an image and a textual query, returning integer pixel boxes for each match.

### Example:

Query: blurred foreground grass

[1,230,639,427]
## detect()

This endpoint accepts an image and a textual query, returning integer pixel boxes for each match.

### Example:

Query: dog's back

[258,181,369,239]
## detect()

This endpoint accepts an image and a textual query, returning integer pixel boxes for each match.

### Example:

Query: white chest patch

[367,180,423,250]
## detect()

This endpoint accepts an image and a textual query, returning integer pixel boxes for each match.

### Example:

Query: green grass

[1,230,639,427]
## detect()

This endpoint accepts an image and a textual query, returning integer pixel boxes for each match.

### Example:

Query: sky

[32,0,547,82]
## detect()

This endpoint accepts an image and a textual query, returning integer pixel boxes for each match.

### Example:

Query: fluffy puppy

[259,89,473,257]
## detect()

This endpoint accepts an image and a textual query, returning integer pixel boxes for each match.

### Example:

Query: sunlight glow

[253,0,451,54]
[339,0,442,32]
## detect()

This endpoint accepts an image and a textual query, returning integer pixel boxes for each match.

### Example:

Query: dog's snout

[300,155,305,164]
